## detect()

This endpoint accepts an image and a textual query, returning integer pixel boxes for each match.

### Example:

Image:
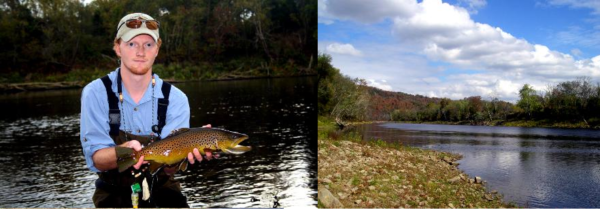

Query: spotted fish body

[117,127,250,174]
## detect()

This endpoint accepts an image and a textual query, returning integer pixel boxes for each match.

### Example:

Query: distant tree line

[515,78,600,126]
[318,53,600,128]
[0,0,316,82]
[389,95,515,125]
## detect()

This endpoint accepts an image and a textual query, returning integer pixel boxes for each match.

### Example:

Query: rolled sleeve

[159,86,190,139]
[80,81,116,172]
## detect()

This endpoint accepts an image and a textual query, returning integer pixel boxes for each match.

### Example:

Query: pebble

[318,187,344,208]
[484,194,494,201]
[447,176,461,183]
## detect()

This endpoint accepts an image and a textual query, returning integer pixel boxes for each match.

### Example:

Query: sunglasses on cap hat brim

[117,19,160,31]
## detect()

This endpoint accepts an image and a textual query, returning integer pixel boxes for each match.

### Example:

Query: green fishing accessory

[131,183,141,208]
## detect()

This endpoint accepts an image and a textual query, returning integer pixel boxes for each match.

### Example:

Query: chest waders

[92,74,189,208]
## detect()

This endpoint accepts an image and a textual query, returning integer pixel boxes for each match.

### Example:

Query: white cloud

[325,0,418,23]
[318,0,335,24]
[553,26,600,51]
[390,0,600,78]
[326,43,363,56]
[321,0,600,103]
[457,0,487,14]
[367,79,393,91]
[547,0,600,15]
[422,77,441,84]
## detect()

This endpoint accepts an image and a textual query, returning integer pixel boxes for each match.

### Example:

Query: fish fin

[166,128,190,138]
[148,161,165,176]
[117,158,137,173]
[178,160,189,172]
[223,145,252,155]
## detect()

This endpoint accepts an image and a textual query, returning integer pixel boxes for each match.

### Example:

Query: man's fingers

[193,148,202,162]
[187,152,195,164]
[126,140,143,151]
[133,156,145,169]
[205,148,213,160]
[202,124,212,128]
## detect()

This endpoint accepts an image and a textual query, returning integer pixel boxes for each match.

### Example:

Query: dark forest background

[0,0,316,83]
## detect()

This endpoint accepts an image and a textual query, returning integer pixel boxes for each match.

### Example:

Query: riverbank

[394,119,598,129]
[318,118,515,208]
[0,74,316,93]
[0,82,85,92]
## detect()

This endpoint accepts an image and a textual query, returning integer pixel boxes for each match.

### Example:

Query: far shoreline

[0,74,317,93]
[346,119,599,130]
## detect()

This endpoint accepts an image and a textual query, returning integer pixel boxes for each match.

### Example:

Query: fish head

[217,130,251,155]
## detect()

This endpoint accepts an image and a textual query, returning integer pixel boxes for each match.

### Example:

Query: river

[355,122,600,208]
[0,77,317,208]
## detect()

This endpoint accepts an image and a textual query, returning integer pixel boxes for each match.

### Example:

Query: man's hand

[187,124,214,164]
[121,140,148,170]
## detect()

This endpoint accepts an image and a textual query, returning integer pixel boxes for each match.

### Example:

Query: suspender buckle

[109,109,120,125]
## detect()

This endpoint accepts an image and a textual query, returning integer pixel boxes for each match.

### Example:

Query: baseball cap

[115,13,159,43]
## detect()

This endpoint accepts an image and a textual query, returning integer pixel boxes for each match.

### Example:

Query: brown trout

[117,127,250,175]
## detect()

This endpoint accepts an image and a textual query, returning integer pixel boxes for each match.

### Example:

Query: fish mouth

[233,134,249,146]
[221,134,251,155]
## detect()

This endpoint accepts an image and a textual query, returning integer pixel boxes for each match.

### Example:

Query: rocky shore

[318,138,515,208]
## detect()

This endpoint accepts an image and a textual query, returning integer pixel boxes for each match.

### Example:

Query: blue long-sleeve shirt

[80,68,190,172]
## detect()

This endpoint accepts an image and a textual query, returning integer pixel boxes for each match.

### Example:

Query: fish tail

[115,147,136,173]
[117,157,137,173]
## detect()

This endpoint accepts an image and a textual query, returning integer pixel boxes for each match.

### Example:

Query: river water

[0,77,317,208]
[355,122,600,208]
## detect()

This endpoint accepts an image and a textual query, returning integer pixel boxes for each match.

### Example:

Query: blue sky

[319,0,600,102]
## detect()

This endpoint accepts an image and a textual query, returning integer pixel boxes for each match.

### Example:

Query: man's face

[114,34,158,75]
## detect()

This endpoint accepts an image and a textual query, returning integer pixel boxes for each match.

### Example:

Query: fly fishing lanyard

[116,69,158,142]
[116,68,158,207]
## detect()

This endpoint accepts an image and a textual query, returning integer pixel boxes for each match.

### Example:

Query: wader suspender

[100,74,172,138]
[101,76,121,136]
[156,82,171,136]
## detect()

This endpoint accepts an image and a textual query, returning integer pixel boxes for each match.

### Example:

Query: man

[80,13,211,208]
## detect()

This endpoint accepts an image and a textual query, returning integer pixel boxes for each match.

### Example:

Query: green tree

[439,98,450,120]
[517,84,542,118]
[317,53,338,114]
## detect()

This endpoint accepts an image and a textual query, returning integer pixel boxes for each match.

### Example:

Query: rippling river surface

[355,123,600,208]
[0,77,317,208]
